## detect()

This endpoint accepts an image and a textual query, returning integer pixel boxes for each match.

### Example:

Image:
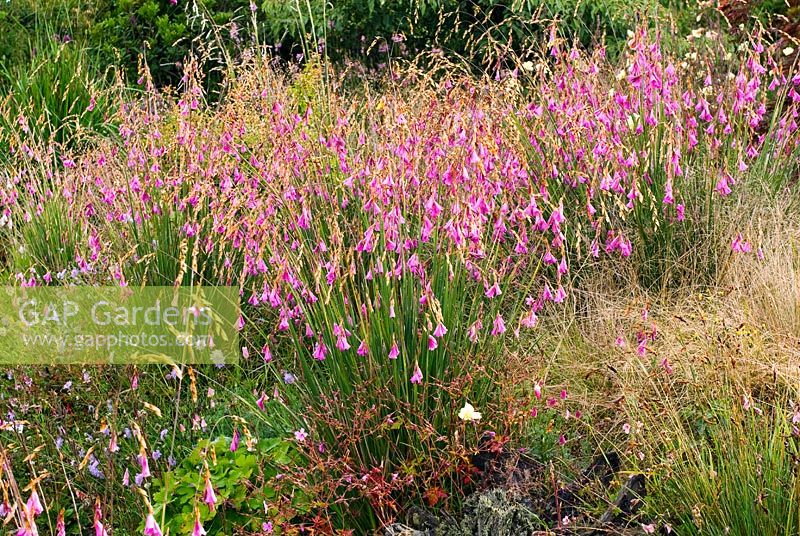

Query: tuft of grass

[0,28,116,151]
[644,399,800,535]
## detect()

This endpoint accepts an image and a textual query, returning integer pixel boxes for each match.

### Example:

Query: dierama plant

[517,25,800,288]
[0,21,798,532]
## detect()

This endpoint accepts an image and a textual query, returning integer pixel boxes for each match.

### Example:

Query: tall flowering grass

[0,22,799,533]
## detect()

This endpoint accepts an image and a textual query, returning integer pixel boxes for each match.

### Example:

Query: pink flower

[357,340,369,356]
[203,476,217,508]
[485,281,502,298]
[312,341,328,360]
[732,233,752,254]
[193,515,207,536]
[553,285,566,303]
[715,174,732,196]
[388,341,400,360]
[520,309,538,328]
[257,392,267,410]
[335,335,351,351]
[542,284,554,301]
[410,363,423,384]
[468,320,482,342]
[294,428,308,442]
[433,323,448,337]
[262,344,273,362]
[427,335,438,351]
[95,520,109,536]
[491,313,506,336]
[57,511,66,536]
[138,453,151,478]
[94,502,109,536]
[144,514,163,536]
[230,428,240,452]
[642,524,655,534]
[333,323,351,351]
[534,382,542,400]
[26,491,43,516]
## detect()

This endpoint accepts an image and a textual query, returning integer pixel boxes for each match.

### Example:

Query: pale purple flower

[231,428,240,452]
[410,363,423,384]
[427,335,438,351]
[491,313,506,336]
[313,341,328,361]
[203,477,217,508]
[144,514,163,536]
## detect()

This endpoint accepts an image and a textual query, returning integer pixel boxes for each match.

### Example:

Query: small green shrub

[151,436,306,534]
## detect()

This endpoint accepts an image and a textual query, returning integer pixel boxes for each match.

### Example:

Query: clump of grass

[0,27,116,152]
[642,398,800,535]
[11,198,85,280]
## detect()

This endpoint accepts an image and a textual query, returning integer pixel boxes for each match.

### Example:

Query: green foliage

[89,0,254,87]
[1,0,701,90]
[261,0,687,67]
[120,207,242,287]
[0,0,96,68]
[10,199,85,278]
[151,436,305,534]
[0,0,255,89]
[0,32,115,149]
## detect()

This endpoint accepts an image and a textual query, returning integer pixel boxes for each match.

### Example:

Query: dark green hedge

[1,0,702,88]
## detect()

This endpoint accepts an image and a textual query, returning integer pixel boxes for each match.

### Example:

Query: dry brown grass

[514,196,800,453]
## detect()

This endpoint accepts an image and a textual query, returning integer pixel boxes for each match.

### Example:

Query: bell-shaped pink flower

[26,491,43,516]
[410,363,423,384]
[144,514,163,536]
[230,428,240,452]
[433,323,447,338]
[427,335,438,351]
[491,313,506,336]
[203,476,217,508]
[193,514,207,536]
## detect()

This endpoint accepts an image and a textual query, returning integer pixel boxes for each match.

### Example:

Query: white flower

[783,46,795,57]
[458,402,482,422]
